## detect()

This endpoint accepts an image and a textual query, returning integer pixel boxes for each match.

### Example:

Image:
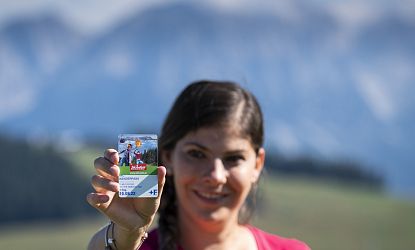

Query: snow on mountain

[0,14,87,121]
[0,3,414,195]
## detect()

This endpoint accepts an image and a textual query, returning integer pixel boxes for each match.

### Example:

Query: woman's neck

[177,212,256,250]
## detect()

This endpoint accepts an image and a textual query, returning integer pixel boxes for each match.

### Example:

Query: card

[118,134,158,198]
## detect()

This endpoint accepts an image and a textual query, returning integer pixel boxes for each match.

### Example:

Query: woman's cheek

[229,165,256,186]
[174,157,201,176]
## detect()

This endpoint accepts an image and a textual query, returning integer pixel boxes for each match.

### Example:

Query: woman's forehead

[180,126,252,149]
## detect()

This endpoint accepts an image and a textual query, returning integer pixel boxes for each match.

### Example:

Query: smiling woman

[86,80,310,250]
[165,126,264,232]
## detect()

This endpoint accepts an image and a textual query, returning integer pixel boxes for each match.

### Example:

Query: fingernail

[110,182,119,192]
[100,196,109,203]
[109,166,119,176]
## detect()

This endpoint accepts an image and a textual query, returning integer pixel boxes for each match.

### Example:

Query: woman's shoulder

[247,225,311,250]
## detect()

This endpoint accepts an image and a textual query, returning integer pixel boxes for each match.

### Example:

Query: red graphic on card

[130,164,147,171]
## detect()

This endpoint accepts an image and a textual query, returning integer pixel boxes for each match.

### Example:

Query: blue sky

[0,0,163,33]
[1,0,413,34]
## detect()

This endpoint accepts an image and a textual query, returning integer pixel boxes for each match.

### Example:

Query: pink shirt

[141,226,310,250]
[247,225,311,250]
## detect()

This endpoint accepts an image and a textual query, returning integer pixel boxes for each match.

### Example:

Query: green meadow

[1,149,414,250]
[253,176,415,250]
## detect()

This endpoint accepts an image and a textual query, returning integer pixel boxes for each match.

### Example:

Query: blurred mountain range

[0,3,414,196]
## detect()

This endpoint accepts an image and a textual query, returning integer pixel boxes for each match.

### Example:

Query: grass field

[253,176,415,250]
[1,149,413,250]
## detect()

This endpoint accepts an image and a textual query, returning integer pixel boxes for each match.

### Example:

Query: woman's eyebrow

[223,149,247,155]
[183,141,208,150]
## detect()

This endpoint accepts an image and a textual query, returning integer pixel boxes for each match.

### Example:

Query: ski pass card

[118,134,158,198]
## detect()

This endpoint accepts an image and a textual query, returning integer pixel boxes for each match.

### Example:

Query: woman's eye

[187,149,205,159]
[224,155,245,165]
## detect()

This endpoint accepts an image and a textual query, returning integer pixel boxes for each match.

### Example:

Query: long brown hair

[158,80,264,250]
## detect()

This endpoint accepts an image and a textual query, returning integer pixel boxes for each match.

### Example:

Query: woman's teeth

[198,192,224,199]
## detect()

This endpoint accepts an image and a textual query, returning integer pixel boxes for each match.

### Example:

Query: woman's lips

[194,190,229,203]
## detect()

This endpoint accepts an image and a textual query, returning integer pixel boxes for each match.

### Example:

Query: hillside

[0,175,413,250]
[0,135,95,223]
[0,135,413,249]
[254,176,415,250]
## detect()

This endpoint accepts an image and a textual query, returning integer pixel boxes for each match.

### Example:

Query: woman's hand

[86,149,166,248]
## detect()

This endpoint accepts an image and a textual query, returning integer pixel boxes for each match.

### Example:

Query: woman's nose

[203,158,227,185]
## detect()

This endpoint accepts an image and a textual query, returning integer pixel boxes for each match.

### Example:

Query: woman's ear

[161,150,174,176]
[252,148,265,183]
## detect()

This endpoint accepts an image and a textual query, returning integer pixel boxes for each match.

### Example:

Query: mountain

[0,14,87,122]
[0,3,414,196]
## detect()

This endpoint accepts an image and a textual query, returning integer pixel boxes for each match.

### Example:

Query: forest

[0,134,383,224]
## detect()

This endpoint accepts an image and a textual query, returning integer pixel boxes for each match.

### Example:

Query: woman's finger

[86,192,110,209]
[157,166,167,198]
[91,174,119,193]
[104,149,119,165]
[94,157,119,181]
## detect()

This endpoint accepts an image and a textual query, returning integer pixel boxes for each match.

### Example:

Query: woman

[87,80,310,250]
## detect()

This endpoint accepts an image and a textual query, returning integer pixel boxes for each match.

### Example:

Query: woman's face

[164,125,265,227]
